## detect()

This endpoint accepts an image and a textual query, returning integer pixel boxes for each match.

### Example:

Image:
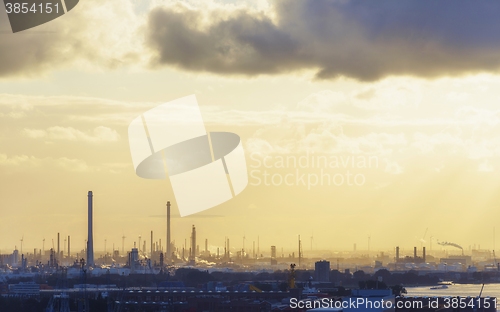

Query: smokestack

[423,247,426,262]
[190,225,196,260]
[151,231,153,256]
[167,201,171,260]
[205,239,208,253]
[298,235,302,267]
[68,236,70,258]
[87,191,94,267]
[396,246,400,261]
[57,233,60,261]
[414,246,417,260]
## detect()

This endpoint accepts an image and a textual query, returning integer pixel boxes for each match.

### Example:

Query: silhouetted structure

[167,201,171,261]
[315,260,330,282]
[86,191,94,267]
[189,225,196,265]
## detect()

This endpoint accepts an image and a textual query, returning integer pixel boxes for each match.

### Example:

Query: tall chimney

[414,246,417,260]
[87,191,94,267]
[57,233,60,261]
[167,201,171,260]
[423,247,426,262]
[68,235,70,258]
[396,246,400,261]
[190,225,196,260]
[298,235,302,267]
[151,231,153,256]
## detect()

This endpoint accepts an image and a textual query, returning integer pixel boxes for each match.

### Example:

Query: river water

[406,283,500,297]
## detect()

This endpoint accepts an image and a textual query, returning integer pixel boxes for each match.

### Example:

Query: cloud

[296,81,422,113]
[384,159,404,175]
[3,0,500,81]
[0,153,90,172]
[0,96,33,118]
[478,160,494,172]
[297,90,348,113]
[0,94,151,125]
[0,0,143,78]
[23,129,46,139]
[145,0,500,81]
[24,126,120,142]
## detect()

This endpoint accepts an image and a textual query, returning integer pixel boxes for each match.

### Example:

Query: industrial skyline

[1,228,497,259]
[0,191,494,264]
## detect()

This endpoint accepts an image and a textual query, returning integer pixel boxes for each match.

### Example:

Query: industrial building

[315,260,330,282]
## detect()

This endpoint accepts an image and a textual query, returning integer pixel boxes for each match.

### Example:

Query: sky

[1,0,500,256]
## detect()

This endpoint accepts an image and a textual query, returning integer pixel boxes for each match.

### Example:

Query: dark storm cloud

[0,6,82,77]
[0,0,138,78]
[0,33,65,77]
[146,6,298,75]
[146,0,500,81]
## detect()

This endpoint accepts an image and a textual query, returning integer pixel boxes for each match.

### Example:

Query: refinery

[0,192,499,312]
[2,192,500,277]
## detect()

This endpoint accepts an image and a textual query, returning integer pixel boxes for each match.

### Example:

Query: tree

[391,284,407,296]
[374,269,391,282]
[353,270,366,280]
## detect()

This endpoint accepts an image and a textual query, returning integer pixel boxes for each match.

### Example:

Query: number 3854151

[5,2,59,14]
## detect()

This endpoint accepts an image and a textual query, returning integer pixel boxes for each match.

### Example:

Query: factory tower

[167,201,171,260]
[87,191,94,267]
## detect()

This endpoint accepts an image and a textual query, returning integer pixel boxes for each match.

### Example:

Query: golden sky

[1,0,500,255]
